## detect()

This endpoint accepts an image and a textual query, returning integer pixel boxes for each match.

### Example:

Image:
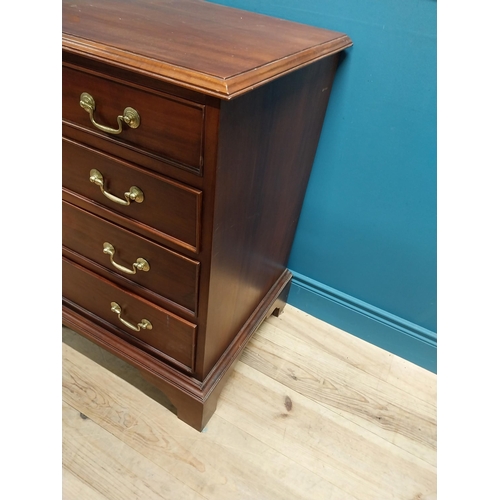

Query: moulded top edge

[62,33,352,100]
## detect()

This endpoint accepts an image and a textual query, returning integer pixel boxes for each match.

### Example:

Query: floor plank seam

[241,359,436,467]
[238,356,437,469]
[63,465,107,499]
[62,308,437,500]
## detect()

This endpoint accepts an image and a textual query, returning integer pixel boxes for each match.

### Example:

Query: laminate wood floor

[62,305,436,500]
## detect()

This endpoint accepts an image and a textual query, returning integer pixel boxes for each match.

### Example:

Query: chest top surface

[62,0,352,98]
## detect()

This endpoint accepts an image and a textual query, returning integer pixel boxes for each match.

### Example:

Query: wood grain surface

[62,0,352,98]
[63,305,437,499]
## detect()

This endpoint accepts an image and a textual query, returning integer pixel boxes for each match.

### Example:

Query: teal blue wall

[209,0,437,372]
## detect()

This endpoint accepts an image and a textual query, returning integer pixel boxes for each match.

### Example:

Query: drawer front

[63,201,200,315]
[63,257,196,372]
[63,65,205,173]
[63,139,202,252]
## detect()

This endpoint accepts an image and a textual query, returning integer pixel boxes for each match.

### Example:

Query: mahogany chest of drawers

[62,0,351,430]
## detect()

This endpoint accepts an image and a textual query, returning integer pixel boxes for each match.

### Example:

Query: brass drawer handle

[80,92,140,134]
[90,169,144,205]
[103,242,150,275]
[110,302,152,332]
